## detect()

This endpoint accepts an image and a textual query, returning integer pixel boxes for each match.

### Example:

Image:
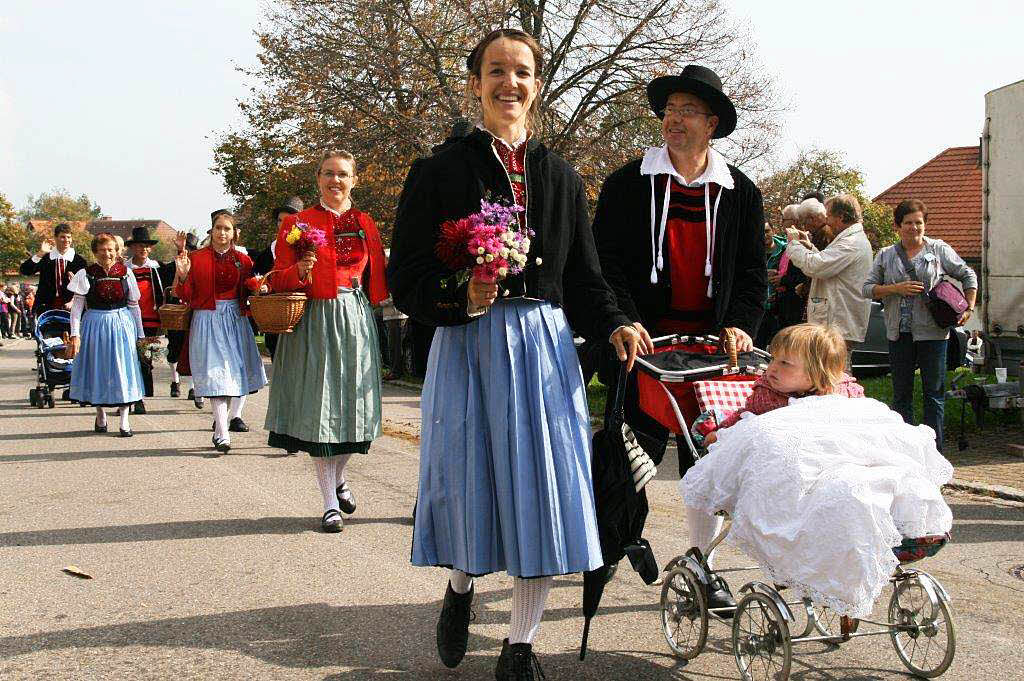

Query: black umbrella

[580,364,658,660]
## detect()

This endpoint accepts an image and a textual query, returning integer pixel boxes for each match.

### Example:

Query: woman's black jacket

[387,129,630,341]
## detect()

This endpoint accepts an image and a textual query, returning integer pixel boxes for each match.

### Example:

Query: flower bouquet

[284,222,328,255]
[435,198,537,287]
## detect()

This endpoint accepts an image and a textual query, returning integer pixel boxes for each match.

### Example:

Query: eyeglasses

[320,171,351,180]
[661,105,714,119]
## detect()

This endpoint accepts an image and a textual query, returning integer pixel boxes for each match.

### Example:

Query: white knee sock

[509,576,553,645]
[211,397,229,440]
[685,503,725,569]
[95,406,106,427]
[118,405,130,431]
[333,453,353,488]
[171,363,180,383]
[314,457,340,512]
[449,568,474,595]
[229,395,246,420]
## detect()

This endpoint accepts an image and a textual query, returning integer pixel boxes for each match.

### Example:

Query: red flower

[435,218,474,270]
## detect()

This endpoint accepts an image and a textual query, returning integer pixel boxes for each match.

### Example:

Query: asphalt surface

[1,337,1023,680]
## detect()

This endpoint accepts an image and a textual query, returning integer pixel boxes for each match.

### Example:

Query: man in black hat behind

[251,197,304,362]
[125,226,184,413]
[591,64,767,613]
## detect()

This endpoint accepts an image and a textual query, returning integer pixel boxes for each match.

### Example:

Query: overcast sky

[2,0,1022,231]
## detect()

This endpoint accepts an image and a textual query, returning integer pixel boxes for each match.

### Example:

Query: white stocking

[333,453,353,486]
[118,405,130,432]
[509,576,553,645]
[685,503,725,569]
[171,363,180,383]
[229,395,246,420]
[314,457,340,512]
[211,397,229,440]
[448,568,474,595]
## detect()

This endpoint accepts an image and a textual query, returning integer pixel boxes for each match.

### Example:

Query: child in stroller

[29,309,74,408]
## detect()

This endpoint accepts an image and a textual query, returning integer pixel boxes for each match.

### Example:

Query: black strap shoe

[495,639,546,680]
[706,574,736,618]
[228,417,249,432]
[436,582,474,668]
[336,482,356,514]
[170,382,180,398]
[119,428,133,438]
[94,420,107,433]
[212,436,231,454]
[321,509,343,533]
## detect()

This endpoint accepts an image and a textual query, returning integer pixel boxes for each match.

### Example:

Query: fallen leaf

[61,565,93,579]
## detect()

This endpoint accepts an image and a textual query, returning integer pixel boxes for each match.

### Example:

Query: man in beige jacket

[785,194,873,368]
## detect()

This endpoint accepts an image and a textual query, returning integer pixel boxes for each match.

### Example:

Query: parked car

[852,301,970,377]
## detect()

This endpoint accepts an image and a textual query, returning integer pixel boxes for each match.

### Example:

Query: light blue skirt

[189,300,268,398]
[70,307,145,406]
[411,299,602,578]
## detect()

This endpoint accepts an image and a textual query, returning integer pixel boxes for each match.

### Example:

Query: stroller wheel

[732,592,792,681]
[661,566,708,659]
[29,388,38,407]
[37,392,47,409]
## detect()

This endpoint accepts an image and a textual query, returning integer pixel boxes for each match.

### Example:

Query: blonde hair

[316,149,357,179]
[768,324,847,394]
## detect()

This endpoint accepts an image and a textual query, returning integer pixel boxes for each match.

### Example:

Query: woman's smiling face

[471,37,541,132]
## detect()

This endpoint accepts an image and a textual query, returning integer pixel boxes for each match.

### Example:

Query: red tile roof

[24,219,91,238]
[874,146,982,259]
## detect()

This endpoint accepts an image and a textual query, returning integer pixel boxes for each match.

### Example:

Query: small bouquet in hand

[435,198,536,285]
[285,222,328,254]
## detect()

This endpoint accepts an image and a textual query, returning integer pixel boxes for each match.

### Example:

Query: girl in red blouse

[264,150,388,533]
[173,211,268,454]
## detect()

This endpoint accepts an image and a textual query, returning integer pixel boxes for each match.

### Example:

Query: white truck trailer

[981,78,1024,376]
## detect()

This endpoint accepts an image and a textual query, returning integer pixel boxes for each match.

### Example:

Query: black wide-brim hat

[273,196,304,220]
[647,64,737,139]
[124,226,158,246]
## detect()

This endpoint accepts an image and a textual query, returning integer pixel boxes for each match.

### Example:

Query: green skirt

[265,288,383,456]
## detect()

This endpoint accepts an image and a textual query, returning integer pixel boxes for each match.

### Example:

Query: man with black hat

[20,223,88,314]
[251,197,304,361]
[591,64,766,614]
[125,226,183,413]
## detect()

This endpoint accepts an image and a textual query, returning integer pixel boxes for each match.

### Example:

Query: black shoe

[336,482,356,514]
[132,401,146,415]
[495,639,545,680]
[170,382,180,397]
[706,574,736,618]
[321,509,343,533]
[94,420,107,433]
[119,428,133,438]
[189,389,204,409]
[212,436,231,453]
[286,449,298,455]
[229,417,249,432]
[436,582,474,668]
[61,389,70,401]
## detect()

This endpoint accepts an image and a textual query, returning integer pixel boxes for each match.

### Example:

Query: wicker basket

[158,303,191,331]
[249,273,307,333]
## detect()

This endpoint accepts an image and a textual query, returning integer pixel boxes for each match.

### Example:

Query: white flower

[500,248,509,258]
[510,249,519,257]
[476,256,484,264]
[477,247,485,255]
[498,267,508,277]
[485,254,494,262]
[521,238,531,250]
[535,257,543,265]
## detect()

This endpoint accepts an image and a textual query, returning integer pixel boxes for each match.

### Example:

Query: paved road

[1,337,1023,680]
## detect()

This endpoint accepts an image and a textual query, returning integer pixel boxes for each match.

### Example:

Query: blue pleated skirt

[70,308,145,407]
[411,299,602,578]
[189,300,268,398]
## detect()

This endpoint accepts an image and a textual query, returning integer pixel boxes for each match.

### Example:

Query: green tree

[19,188,102,223]
[758,148,895,249]
[214,0,781,247]
[0,192,31,274]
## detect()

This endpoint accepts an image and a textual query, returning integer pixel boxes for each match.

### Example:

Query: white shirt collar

[320,200,352,217]
[50,247,76,262]
[639,145,734,189]
[128,257,160,269]
[476,122,529,149]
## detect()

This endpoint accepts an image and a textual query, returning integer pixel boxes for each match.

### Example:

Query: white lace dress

[680,395,953,617]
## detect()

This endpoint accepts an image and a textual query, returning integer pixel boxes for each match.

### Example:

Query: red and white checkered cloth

[693,379,756,413]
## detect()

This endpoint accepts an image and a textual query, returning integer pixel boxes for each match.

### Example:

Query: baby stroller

[636,334,955,681]
[29,309,74,409]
